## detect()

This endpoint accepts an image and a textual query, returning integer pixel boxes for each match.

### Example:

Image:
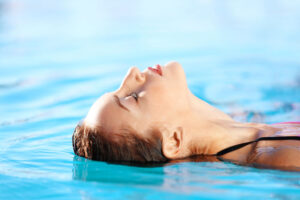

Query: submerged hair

[72,123,168,163]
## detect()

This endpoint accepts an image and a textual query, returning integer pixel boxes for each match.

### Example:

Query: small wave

[0,80,23,90]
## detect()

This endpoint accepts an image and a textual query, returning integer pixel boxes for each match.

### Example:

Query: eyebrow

[113,95,130,112]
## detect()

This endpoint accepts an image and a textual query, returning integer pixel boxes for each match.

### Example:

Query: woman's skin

[84,61,300,170]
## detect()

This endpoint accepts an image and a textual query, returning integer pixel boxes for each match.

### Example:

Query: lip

[148,64,163,76]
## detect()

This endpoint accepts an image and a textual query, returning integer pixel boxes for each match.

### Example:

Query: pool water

[0,0,300,199]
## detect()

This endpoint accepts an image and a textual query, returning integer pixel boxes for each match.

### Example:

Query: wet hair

[72,123,168,163]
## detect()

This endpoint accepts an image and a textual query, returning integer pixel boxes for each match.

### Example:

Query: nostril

[125,67,145,84]
[131,67,145,82]
[135,72,145,82]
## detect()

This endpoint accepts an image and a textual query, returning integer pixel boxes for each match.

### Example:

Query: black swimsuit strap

[215,136,300,156]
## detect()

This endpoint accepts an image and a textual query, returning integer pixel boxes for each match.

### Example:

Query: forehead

[84,93,135,132]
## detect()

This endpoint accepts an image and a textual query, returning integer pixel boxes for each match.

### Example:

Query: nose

[119,67,145,93]
[125,67,145,83]
[130,67,145,83]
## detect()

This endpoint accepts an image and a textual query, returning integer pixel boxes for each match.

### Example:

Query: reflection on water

[72,156,165,186]
[72,154,300,198]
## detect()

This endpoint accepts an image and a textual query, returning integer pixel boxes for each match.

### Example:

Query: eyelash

[130,92,138,102]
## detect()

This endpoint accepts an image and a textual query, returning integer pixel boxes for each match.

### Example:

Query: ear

[161,127,184,159]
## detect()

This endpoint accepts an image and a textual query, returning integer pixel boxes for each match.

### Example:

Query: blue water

[1,0,300,199]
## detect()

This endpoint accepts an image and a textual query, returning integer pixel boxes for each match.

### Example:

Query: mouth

[148,64,163,76]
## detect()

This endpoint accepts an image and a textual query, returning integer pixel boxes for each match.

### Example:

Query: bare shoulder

[249,124,300,171]
[250,145,300,170]
[248,123,300,171]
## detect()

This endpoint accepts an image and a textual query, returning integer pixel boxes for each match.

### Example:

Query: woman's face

[84,61,190,138]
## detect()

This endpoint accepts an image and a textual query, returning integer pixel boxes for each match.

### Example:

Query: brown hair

[72,123,168,163]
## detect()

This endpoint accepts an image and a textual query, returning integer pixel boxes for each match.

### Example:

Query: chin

[164,61,187,84]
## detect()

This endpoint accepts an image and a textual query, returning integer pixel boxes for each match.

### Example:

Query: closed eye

[130,92,138,102]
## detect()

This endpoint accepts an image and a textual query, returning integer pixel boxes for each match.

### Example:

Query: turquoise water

[1,0,300,199]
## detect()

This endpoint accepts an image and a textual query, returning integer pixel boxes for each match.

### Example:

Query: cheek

[146,83,187,118]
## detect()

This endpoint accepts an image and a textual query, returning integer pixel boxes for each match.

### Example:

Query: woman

[72,61,300,171]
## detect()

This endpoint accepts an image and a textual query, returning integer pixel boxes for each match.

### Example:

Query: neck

[183,92,267,162]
